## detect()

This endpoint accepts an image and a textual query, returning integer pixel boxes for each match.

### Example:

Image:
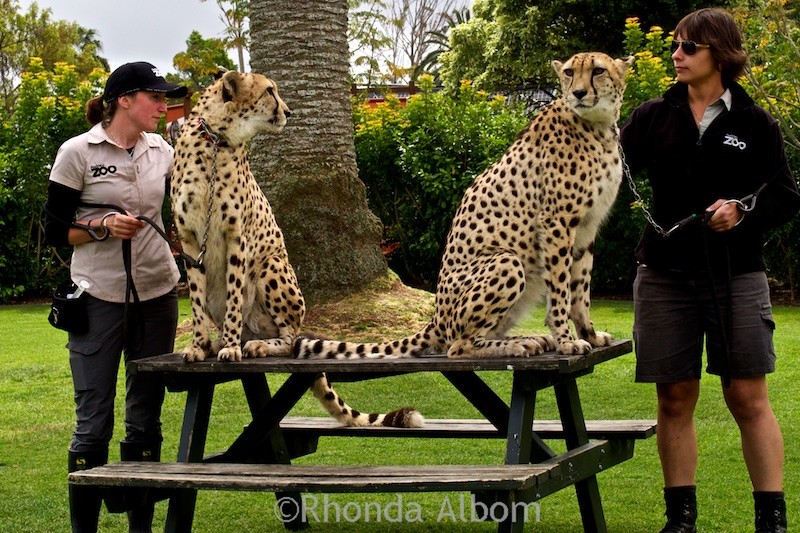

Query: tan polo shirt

[49,123,180,303]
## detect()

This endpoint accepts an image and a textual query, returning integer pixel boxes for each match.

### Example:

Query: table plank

[133,339,632,375]
[70,462,558,493]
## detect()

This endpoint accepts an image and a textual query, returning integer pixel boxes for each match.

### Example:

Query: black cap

[102,62,188,104]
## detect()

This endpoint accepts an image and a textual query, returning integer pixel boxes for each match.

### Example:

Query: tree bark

[248,0,387,305]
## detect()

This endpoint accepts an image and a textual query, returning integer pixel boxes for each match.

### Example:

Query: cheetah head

[194,70,291,146]
[552,52,634,126]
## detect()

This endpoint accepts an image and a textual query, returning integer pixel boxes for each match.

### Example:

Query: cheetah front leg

[181,242,215,362]
[569,242,612,348]
[216,234,248,361]
[540,218,592,355]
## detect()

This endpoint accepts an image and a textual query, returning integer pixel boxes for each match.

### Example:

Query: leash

[46,201,202,267]
[621,144,774,237]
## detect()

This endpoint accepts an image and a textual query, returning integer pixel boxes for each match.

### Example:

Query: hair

[675,8,748,85]
[85,96,119,126]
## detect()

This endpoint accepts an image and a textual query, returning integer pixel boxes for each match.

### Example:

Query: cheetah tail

[293,323,436,360]
[310,374,425,428]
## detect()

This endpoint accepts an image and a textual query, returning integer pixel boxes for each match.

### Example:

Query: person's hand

[705,199,743,232]
[102,212,145,240]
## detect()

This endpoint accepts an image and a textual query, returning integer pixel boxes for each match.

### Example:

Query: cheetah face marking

[552,53,634,125]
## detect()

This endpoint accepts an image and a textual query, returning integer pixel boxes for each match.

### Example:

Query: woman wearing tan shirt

[44,61,187,533]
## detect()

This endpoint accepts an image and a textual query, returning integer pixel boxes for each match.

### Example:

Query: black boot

[68,448,108,533]
[755,491,787,533]
[660,485,697,533]
[119,441,161,533]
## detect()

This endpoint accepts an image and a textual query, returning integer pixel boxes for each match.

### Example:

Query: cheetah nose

[284,109,292,118]
[572,89,588,100]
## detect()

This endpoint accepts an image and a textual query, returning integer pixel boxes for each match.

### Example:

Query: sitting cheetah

[295,52,634,359]
[171,71,422,427]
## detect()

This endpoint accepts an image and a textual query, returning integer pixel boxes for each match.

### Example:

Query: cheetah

[171,70,422,427]
[294,52,634,360]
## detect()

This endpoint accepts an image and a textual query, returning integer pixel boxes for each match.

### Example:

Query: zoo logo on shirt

[90,164,118,177]
[723,134,747,151]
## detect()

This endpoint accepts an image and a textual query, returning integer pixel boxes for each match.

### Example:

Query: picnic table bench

[69,339,655,532]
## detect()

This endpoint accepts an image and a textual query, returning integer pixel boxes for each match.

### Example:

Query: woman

[44,62,187,532]
[621,8,799,533]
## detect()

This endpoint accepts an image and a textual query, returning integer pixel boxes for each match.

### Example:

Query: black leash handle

[136,215,202,268]
[74,202,201,267]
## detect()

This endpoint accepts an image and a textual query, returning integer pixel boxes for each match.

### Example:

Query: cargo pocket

[760,303,777,366]
[760,303,776,331]
[68,340,103,390]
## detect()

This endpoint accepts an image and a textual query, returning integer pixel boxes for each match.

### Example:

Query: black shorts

[633,266,776,383]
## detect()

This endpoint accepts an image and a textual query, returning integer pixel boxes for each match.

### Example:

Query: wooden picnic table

[70,339,655,532]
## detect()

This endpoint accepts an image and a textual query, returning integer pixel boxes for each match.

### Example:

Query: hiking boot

[68,448,108,533]
[120,441,162,533]
[754,491,787,533]
[660,485,697,533]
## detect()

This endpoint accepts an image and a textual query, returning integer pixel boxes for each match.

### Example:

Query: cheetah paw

[182,345,208,363]
[243,340,292,358]
[533,334,556,352]
[557,338,592,355]
[217,345,243,362]
[588,331,613,347]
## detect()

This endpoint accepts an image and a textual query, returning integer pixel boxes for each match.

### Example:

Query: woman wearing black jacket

[621,8,799,533]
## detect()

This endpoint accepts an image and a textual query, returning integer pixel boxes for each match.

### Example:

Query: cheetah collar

[197,118,229,147]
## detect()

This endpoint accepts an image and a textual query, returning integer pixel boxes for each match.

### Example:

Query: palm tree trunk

[248,0,387,305]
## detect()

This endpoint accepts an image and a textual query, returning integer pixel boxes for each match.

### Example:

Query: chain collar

[191,118,226,267]
[619,141,672,236]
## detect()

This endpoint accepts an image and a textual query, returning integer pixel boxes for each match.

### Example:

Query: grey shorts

[633,266,776,383]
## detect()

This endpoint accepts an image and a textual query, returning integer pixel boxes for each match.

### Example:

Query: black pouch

[48,282,89,334]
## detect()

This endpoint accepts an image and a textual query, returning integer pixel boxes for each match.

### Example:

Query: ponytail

[85,96,117,126]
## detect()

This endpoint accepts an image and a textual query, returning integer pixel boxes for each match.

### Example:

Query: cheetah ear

[220,70,243,103]
[552,60,564,75]
[616,55,636,75]
[213,67,229,81]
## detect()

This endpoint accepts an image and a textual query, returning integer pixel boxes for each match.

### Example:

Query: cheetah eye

[563,68,574,77]
[592,67,606,76]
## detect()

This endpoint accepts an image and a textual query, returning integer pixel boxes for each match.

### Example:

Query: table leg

[220,373,317,462]
[441,371,510,432]
[241,374,308,531]
[165,382,215,533]
[554,379,607,533]
[494,374,536,533]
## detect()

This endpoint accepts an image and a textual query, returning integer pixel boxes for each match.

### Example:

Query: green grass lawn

[1,298,798,531]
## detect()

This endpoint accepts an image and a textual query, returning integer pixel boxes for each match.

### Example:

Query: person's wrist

[100,212,115,230]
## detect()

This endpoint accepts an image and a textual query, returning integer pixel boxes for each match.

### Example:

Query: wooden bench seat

[69,461,559,493]
[69,439,630,499]
[279,417,657,440]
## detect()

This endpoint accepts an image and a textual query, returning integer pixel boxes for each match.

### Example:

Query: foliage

[591,19,677,293]
[0,58,105,301]
[732,0,800,300]
[348,0,471,86]
[348,0,391,85]
[438,0,728,93]
[0,0,107,115]
[170,31,236,93]
[354,75,529,289]
[200,0,250,72]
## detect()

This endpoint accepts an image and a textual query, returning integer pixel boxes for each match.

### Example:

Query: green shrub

[354,75,529,289]
[0,59,104,301]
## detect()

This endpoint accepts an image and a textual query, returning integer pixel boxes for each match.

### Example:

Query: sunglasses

[670,40,711,55]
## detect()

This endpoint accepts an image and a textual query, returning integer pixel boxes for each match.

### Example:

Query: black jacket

[621,82,800,275]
